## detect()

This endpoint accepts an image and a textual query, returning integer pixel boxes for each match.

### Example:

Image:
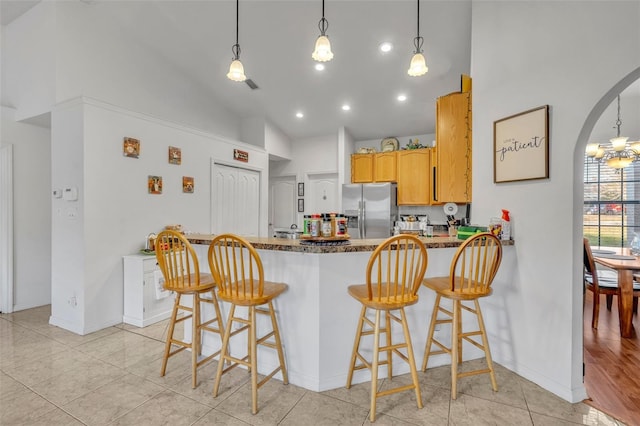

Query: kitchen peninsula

[187,234,515,392]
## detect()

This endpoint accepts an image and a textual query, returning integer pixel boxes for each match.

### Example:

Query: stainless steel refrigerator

[342,183,397,239]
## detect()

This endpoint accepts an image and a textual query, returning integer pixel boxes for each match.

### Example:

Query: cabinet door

[351,154,374,183]
[436,91,472,203]
[373,152,397,182]
[397,149,431,205]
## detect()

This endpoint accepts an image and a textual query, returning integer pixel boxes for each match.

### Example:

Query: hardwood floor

[583,290,640,425]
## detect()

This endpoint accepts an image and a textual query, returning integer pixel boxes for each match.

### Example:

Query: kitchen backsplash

[398,204,469,225]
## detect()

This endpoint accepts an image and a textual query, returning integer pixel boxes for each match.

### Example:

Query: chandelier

[586,95,640,169]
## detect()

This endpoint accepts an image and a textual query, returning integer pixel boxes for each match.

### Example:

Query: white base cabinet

[123,254,175,327]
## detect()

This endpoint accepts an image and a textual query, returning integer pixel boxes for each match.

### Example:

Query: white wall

[470,1,640,403]
[240,117,266,149]
[50,98,269,334]
[2,1,240,140]
[264,120,292,160]
[271,132,339,225]
[0,107,51,311]
[0,1,56,119]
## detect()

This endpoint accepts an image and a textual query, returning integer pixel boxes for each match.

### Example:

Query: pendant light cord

[417,0,420,39]
[413,0,423,53]
[232,0,241,59]
[318,0,329,35]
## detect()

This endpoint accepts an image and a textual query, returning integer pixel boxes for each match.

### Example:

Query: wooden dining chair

[346,234,428,422]
[154,230,225,389]
[208,234,289,415]
[583,238,640,329]
[421,232,502,400]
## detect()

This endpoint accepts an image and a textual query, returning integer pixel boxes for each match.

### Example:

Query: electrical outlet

[68,296,77,307]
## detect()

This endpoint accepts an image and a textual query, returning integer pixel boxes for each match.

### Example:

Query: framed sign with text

[234,149,248,162]
[493,105,549,183]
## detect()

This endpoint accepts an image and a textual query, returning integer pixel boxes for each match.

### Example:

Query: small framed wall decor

[168,146,181,165]
[298,183,305,197]
[123,137,140,158]
[182,176,194,193]
[493,105,549,183]
[148,175,162,194]
[298,198,304,212]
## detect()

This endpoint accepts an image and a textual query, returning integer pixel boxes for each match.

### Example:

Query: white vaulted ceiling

[1,0,474,141]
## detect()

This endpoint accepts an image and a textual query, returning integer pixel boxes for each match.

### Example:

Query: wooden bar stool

[208,234,288,415]
[421,232,502,399]
[154,230,225,389]
[346,234,428,422]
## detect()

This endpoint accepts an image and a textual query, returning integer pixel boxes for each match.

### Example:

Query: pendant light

[227,0,246,82]
[407,0,428,77]
[312,0,333,62]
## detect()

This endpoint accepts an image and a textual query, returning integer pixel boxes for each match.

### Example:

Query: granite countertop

[186,233,513,254]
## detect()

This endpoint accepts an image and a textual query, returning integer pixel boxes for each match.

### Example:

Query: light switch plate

[63,187,78,201]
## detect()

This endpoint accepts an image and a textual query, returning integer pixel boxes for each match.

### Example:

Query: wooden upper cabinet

[351,154,374,183]
[351,152,397,183]
[373,152,397,182]
[435,89,472,203]
[397,149,431,205]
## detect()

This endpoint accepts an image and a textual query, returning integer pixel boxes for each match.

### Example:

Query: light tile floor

[0,306,624,425]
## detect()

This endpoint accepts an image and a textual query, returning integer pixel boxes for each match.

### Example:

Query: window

[584,157,640,247]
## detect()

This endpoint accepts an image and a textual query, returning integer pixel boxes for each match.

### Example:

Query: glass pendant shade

[610,136,629,151]
[595,147,605,159]
[407,52,428,76]
[312,35,333,62]
[606,155,634,169]
[631,141,640,154]
[227,59,246,82]
[585,143,599,157]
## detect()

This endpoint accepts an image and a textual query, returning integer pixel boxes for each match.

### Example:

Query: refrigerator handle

[357,201,363,238]
[361,200,366,238]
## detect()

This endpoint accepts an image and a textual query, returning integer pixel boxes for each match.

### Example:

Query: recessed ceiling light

[315,63,325,71]
[397,94,407,102]
[379,42,393,53]
[341,104,351,111]
[296,112,304,118]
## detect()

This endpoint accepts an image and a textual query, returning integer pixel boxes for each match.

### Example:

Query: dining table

[592,246,639,338]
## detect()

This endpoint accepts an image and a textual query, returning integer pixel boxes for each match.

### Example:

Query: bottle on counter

[310,214,321,237]
[303,215,311,236]
[335,214,347,236]
[330,213,337,236]
[501,209,511,241]
[321,214,332,237]
[489,217,502,239]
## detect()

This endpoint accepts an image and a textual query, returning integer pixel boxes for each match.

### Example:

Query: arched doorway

[575,66,640,422]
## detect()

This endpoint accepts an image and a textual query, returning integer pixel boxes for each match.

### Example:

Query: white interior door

[211,163,260,236]
[269,176,297,236]
[307,173,339,214]
[0,145,14,313]
[236,168,260,236]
